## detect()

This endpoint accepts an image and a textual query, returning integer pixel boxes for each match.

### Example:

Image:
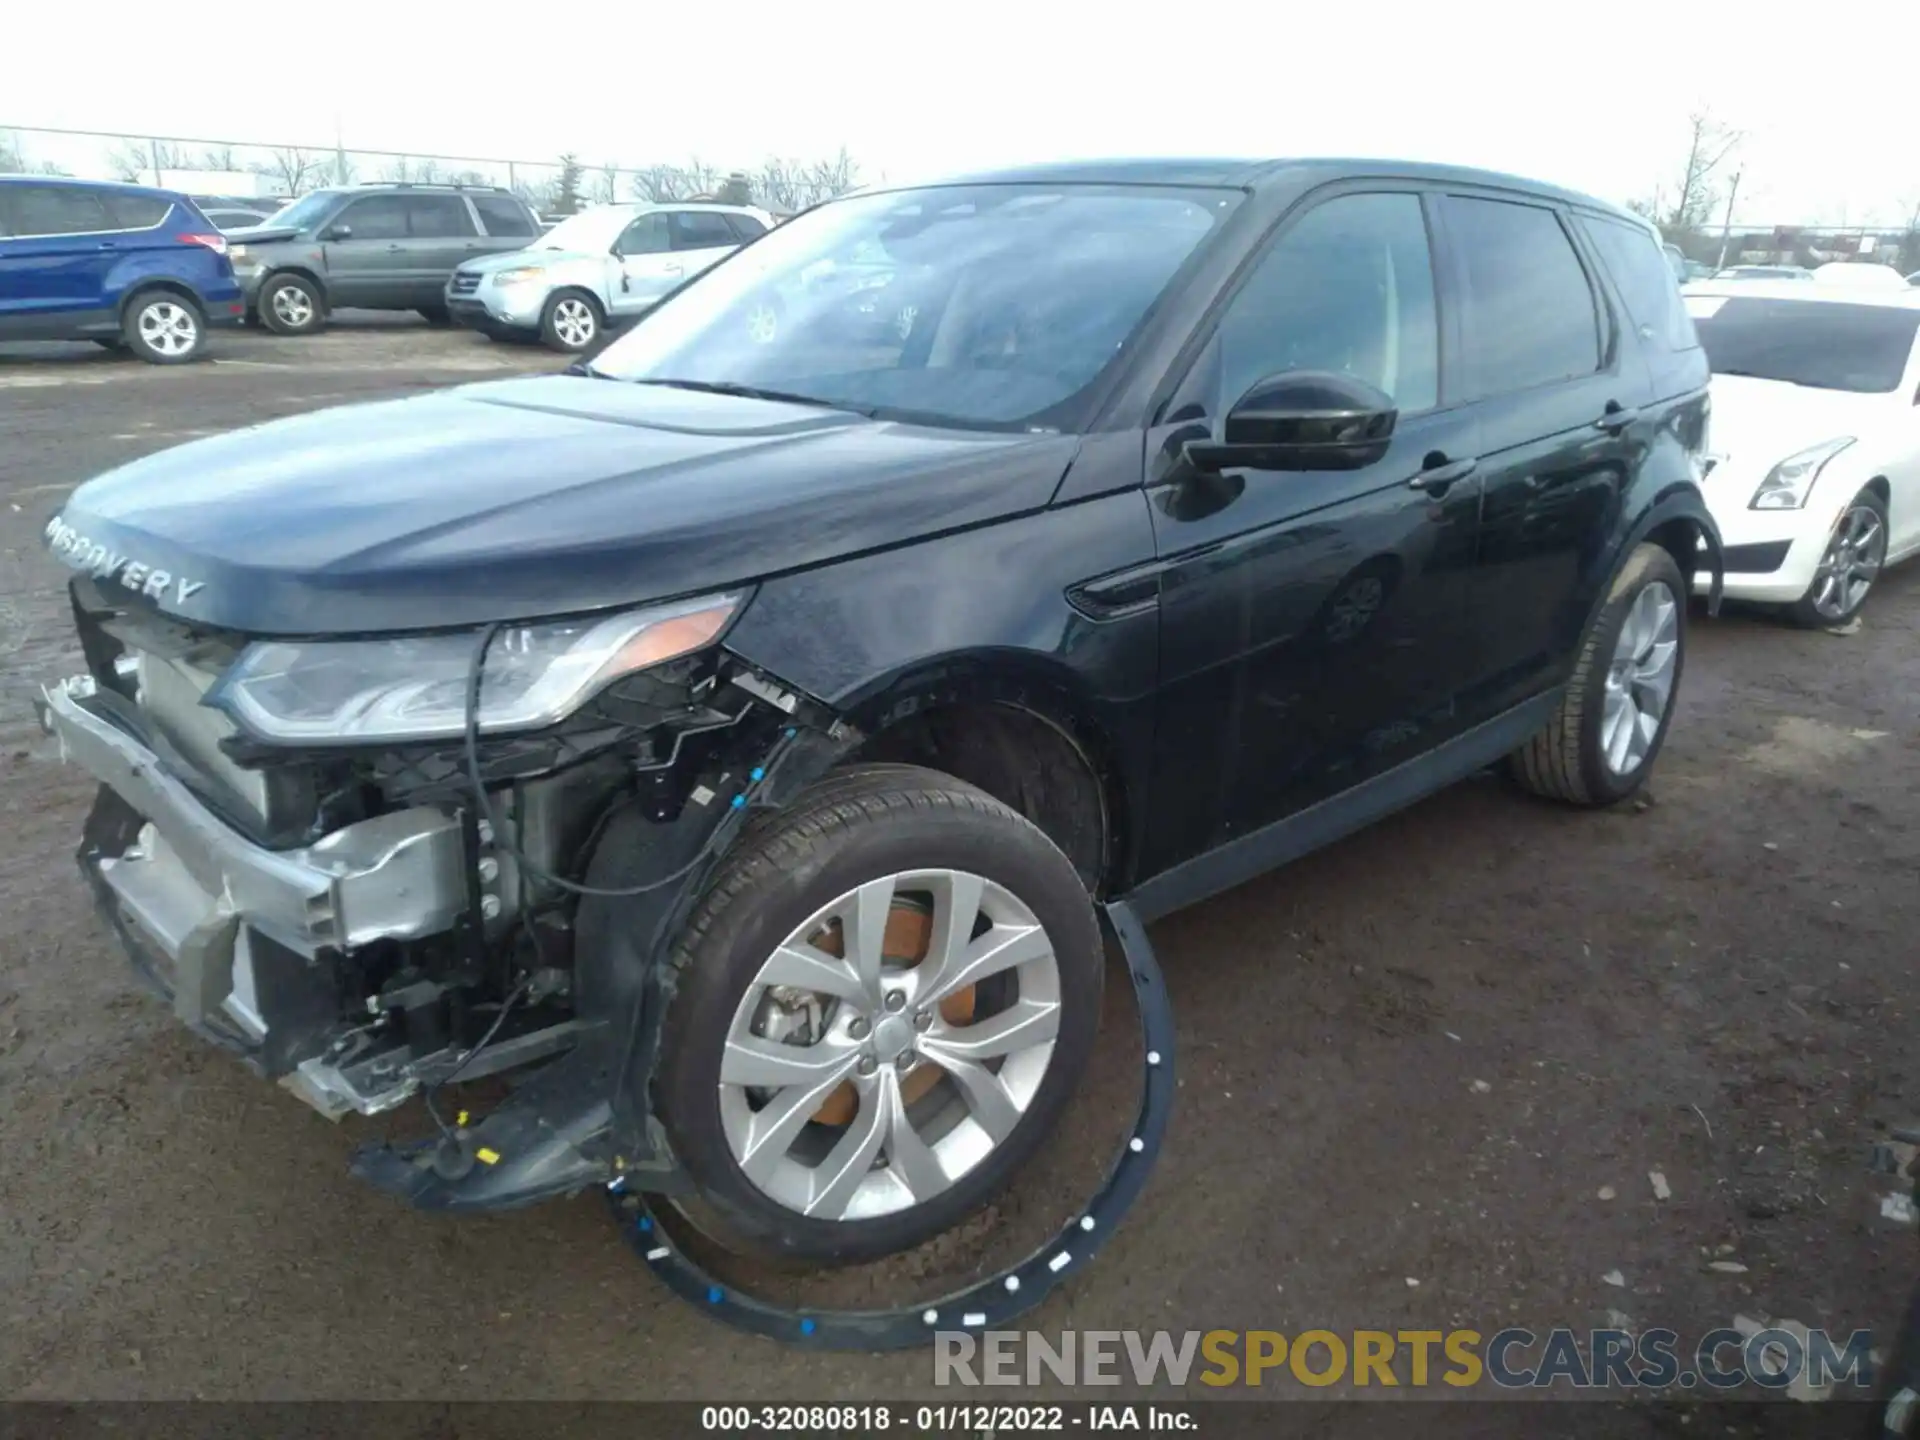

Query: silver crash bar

[40,672,468,987]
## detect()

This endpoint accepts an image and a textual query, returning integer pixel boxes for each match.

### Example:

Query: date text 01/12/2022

[699,1404,1197,1431]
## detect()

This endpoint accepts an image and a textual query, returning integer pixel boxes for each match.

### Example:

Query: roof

[0,173,189,197]
[1684,278,1920,308]
[881,156,1642,225]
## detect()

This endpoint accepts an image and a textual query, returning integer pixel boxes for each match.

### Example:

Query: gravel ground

[1,322,1915,1430]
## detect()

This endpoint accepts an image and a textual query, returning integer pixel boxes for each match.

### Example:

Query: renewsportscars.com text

[934,1327,1875,1391]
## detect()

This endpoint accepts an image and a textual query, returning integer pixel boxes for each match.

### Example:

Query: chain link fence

[0,125,863,216]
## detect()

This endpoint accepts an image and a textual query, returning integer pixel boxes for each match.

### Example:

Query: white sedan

[1684,281,1920,625]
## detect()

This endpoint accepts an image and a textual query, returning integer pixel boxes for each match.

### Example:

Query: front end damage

[39,575,857,1212]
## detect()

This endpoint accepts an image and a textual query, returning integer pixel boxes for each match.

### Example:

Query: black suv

[37,159,1721,1274]
[226,182,540,334]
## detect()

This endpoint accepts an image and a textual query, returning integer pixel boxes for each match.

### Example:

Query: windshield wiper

[631,377,876,417]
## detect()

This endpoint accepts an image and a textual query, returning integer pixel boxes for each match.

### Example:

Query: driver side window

[616,212,670,257]
[1216,192,1439,416]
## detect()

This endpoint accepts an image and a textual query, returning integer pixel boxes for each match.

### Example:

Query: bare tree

[800,146,859,207]
[1643,110,1741,241]
[591,164,621,205]
[0,130,67,174]
[194,144,240,171]
[106,139,183,182]
[255,147,325,196]
[630,164,690,202]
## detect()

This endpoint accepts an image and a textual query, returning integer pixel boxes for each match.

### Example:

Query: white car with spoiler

[1684,280,1920,626]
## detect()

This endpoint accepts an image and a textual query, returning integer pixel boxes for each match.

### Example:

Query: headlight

[1750,438,1854,510]
[492,267,546,287]
[207,592,743,743]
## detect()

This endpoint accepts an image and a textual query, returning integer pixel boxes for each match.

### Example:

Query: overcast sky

[4,0,1914,226]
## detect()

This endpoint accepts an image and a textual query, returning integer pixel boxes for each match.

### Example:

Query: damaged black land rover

[37,160,1723,1271]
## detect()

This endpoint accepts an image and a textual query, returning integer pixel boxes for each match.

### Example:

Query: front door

[1141,189,1483,872]
[321,194,411,308]
[668,209,741,284]
[610,211,675,315]
[1436,192,1650,722]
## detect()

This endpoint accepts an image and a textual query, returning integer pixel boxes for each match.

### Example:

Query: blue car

[0,176,245,363]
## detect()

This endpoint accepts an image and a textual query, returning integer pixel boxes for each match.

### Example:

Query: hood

[455,247,606,277]
[1704,374,1886,477]
[46,376,1075,635]
[225,224,303,244]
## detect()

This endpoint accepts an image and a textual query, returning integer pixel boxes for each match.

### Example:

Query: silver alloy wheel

[719,868,1061,1222]
[747,302,779,344]
[551,297,596,349]
[269,283,313,329]
[1600,580,1679,776]
[138,301,199,357]
[1808,501,1885,622]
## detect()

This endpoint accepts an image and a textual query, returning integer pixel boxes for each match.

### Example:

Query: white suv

[445,201,772,352]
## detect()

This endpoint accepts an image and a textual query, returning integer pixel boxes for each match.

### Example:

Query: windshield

[263,191,341,231]
[590,184,1233,429]
[533,206,633,252]
[1691,296,1920,393]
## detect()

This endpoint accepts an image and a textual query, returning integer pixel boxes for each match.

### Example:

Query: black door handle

[386,244,405,253]
[1595,402,1640,434]
[1409,456,1478,491]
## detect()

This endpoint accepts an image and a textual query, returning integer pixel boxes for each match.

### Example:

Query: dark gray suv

[228,183,540,335]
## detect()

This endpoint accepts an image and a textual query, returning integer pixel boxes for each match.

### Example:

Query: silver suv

[445,202,772,351]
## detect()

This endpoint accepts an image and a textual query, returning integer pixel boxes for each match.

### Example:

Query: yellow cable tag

[456,1111,470,1128]
[476,1147,501,1165]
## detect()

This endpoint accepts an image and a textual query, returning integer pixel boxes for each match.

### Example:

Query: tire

[1787,486,1887,629]
[257,272,324,336]
[120,291,206,364]
[417,303,452,325]
[652,763,1104,1265]
[1508,542,1687,807]
[539,290,602,352]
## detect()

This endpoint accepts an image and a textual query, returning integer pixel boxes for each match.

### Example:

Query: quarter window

[1580,213,1697,353]
[1216,191,1440,415]
[108,195,173,230]
[1447,196,1603,397]
[472,194,535,237]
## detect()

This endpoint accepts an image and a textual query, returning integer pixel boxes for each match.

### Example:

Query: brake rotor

[806,901,976,1124]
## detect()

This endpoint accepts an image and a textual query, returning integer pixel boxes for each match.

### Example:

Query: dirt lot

[1,322,1916,1426]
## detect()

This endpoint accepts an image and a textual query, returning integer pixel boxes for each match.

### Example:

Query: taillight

[178,232,229,255]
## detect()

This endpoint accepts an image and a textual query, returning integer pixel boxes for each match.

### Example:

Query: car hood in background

[47,375,1077,635]
[223,225,304,244]
[1705,374,1892,479]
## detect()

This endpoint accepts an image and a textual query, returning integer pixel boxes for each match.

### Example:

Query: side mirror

[319,223,352,241]
[1188,371,1397,473]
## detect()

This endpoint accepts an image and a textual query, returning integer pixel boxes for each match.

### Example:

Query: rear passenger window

[1580,213,1698,353]
[726,213,768,242]
[1215,191,1440,414]
[109,195,172,230]
[471,195,535,237]
[405,195,477,237]
[10,185,114,237]
[1447,196,1602,397]
[671,212,740,250]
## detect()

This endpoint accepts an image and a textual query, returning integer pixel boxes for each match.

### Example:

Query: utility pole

[334,108,348,187]
[1715,169,1742,269]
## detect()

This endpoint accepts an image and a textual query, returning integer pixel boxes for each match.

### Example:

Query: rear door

[1436,191,1651,722]
[401,193,481,303]
[322,194,411,307]
[470,193,538,254]
[0,183,119,333]
[668,209,741,282]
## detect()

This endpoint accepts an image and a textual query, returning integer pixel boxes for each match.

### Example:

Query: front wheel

[1788,487,1886,629]
[1508,542,1687,806]
[539,290,602,352]
[122,292,205,364]
[257,273,323,336]
[651,764,1104,1265]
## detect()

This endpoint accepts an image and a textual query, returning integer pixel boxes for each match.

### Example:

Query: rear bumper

[39,673,470,1112]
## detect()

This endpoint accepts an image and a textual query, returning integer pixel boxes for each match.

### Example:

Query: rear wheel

[1508,542,1687,806]
[1788,487,1886,628]
[121,292,205,364]
[651,764,1104,1264]
[258,273,323,336]
[539,290,602,352]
